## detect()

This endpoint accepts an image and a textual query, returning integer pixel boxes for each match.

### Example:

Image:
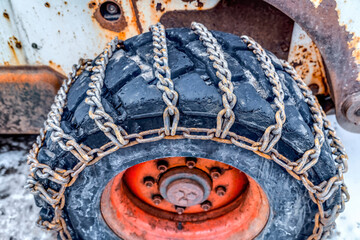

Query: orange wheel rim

[101,157,270,240]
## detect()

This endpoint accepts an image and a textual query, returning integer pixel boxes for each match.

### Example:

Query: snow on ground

[0,136,56,240]
[0,116,359,240]
[327,115,360,240]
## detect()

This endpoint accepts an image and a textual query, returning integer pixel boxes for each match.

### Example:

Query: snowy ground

[0,115,359,240]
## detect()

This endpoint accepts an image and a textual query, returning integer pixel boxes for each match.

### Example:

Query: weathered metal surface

[0,0,218,75]
[101,157,270,240]
[288,23,328,96]
[1,0,360,133]
[264,0,360,132]
[161,0,294,59]
[0,66,63,134]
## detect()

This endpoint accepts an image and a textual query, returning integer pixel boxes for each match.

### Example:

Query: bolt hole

[100,1,121,21]
[309,84,319,95]
[143,176,155,188]
[355,108,360,117]
[157,160,168,173]
[210,167,221,179]
[185,157,197,169]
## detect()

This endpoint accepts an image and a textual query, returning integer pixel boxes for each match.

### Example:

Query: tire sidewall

[66,138,315,240]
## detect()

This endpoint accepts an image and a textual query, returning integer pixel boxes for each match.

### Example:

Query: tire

[35,28,339,240]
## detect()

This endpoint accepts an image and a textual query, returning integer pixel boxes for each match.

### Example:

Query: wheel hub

[101,157,270,240]
[159,167,212,207]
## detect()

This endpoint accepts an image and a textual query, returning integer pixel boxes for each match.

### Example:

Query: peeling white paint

[335,0,360,81]
[309,0,323,8]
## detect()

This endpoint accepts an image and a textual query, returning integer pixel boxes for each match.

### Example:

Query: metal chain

[281,60,349,239]
[85,37,130,147]
[191,22,236,139]
[26,58,92,240]
[241,36,286,153]
[26,23,348,240]
[150,23,180,136]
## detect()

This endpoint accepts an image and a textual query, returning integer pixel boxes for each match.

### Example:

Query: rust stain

[3,11,9,20]
[7,36,23,65]
[48,60,65,75]
[129,0,143,33]
[347,35,360,80]
[309,0,323,8]
[335,5,360,81]
[0,66,64,134]
[155,3,165,12]
[88,1,96,9]
[290,40,328,95]
[92,0,128,33]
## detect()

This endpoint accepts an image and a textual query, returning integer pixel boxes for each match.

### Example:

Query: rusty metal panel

[0,0,359,133]
[0,0,218,75]
[0,67,63,134]
[0,0,140,75]
[160,0,294,60]
[264,0,360,132]
[288,23,328,96]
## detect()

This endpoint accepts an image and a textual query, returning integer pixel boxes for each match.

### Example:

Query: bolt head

[106,3,118,14]
[215,186,226,196]
[210,168,221,179]
[152,195,162,205]
[185,159,196,169]
[201,201,212,211]
[143,177,155,188]
[175,206,185,215]
[157,160,168,173]
[158,165,167,172]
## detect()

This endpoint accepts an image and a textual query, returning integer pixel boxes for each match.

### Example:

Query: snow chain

[26,22,349,240]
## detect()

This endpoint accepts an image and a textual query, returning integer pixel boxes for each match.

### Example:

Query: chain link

[85,37,130,147]
[191,22,236,139]
[26,23,348,240]
[150,23,180,136]
[26,58,92,240]
[241,36,286,153]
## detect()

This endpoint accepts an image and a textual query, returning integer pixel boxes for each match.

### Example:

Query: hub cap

[159,167,212,207]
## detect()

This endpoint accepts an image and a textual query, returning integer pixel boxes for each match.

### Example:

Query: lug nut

[201,201,212,211]
[210,168,221,179]
[143,176,155,188]
[185,158,196,169]
[157,160,168,173]
[152,195,162,205]
[175,206,186,215]
[215,186,226,196]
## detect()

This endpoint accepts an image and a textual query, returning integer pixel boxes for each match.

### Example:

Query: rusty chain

[85,37,130,147]
[191,22,236,139]
[241,35,286,153]
[150,23,180,136]
[26,22,348,240]
[281,60,349,239]
[25,58,92,239]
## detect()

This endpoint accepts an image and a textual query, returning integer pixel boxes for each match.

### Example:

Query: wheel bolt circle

[215,186,226,196]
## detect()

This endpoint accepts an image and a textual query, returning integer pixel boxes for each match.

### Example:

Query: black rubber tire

[35,28,340,240]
